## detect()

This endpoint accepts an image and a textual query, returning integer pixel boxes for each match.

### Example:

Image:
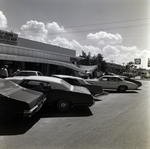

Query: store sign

[134,58,141,65]
[0,30,18,45]
[148,58,150,67]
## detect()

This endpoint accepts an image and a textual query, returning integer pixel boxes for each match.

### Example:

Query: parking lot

[0,80,150,149]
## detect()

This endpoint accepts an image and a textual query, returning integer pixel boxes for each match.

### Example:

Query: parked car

[119,76,142,87]
[13,70,43,77]
[86,75,138,92]
[122,72,135,78]
[0,79,46,118]
[7,70,43,84]
[18,76,95,112]
[52,74,103,96]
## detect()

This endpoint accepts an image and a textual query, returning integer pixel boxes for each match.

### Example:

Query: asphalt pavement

[0,80,150,149]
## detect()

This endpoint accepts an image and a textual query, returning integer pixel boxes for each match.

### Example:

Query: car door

[98,77,109,89]
[107,77,120,89]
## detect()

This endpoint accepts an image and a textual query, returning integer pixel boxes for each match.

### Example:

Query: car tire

[118,86,127,93]
[56,99,71,112]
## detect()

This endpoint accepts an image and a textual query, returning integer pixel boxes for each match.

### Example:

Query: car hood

[123,80,138,87]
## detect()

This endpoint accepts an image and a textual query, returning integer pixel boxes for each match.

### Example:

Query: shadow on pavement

[0,106,93,135]
[105,90,139,94]
[39,106,93,118]
[0,115,40,135]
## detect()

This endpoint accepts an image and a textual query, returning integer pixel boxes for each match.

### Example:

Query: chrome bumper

[23,98,46,117]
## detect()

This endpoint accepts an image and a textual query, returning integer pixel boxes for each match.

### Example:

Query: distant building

[106,62,126,74]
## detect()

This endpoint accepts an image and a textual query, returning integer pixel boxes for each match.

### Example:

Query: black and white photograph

[0,0,150,148]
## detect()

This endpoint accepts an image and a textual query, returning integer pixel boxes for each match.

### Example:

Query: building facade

[0,30,84,76]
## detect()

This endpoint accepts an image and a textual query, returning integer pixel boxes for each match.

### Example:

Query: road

[0,80,150,149]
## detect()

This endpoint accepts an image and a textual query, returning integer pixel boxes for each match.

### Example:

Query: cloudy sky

[0,0,150,69]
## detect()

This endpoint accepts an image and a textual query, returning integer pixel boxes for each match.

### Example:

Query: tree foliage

[126,61,135,71]
[78,51,107,72]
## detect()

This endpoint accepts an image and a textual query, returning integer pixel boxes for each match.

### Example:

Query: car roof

[53,74,84,80]
[22,76,62,84]
[18,70,40,72]
[6,76,26,80]
[101,75,120,78]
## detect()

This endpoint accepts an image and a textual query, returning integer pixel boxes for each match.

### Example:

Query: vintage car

[7,70,43,84]
[119,76,142,87]
[86,75,138,92]
[13,70,43,77]
[0,79,46,118]
[18,76,95,112]
[52,74,103,96]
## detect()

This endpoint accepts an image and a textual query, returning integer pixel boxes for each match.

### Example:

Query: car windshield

[79,79,90,84]
[60,79,72,90]
[121,77,131,81]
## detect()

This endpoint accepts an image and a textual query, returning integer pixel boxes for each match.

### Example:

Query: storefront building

[0,30,84,76]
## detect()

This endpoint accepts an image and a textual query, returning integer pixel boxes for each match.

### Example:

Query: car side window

[38,72,42,76]
[100,77,108,81]
[43,82,51,90]
[21,80,44,91]
[117,78,122,82]
[27,72,36,76]
[109,77,116,82]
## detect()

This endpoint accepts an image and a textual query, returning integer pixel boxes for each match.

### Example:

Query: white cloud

[18,20,149,68]
[87,31,122,47]
[86,31,149,68]
[83,46,101,56]
[0,11,8,29]
[46,22,65,33]
[48,37,101,56]
[102,45,120,56]
[48,37,83,55]
[21,20,48,35]
[48,37,73,48]
[20,20,67,42]
[116,45,140,55]
[20,20,48,42]
[102,45,150,68]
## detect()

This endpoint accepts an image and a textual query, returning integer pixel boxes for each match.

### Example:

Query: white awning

[0,54,85,73]
[79,65,97,72]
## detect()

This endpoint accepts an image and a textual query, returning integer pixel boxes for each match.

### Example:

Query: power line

[71,34,150,42]
[10,17,150,32]
[7,17,150,37]
[46,23,150,35]
[63,17,150,29]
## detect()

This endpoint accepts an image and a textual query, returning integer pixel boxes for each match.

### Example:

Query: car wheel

[118,86,127,93]
[57,100,71,112]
